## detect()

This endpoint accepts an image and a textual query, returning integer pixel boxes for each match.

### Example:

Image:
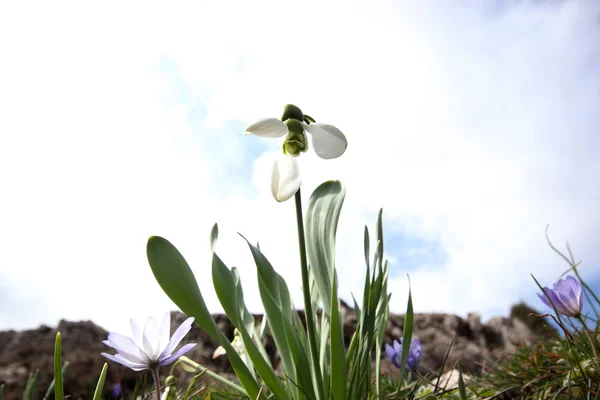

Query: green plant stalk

[295,188,325,400]
[44,362,69,400]
[178,356,247,395]
[151,368,162,400]
[53,332,64,400]
[577,315,600,369]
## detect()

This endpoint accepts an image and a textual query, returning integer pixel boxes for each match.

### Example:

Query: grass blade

[92,363,108,400]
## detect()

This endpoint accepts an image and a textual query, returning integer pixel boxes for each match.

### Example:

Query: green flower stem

[178,356,247,395]
[577,315,600,369]
[294,188,325,399]
[151,368,162,400]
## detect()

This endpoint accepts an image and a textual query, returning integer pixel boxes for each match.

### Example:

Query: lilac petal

[539,288,563,311]
[411,338,423,360]
[159,317,195,360]
[384,343,396,361]
[563,276,582,296]
[101,352,148,371]
[393,339,402,353]
[159,343,197,366]
[556,288,581,316]
[106,333,150,365]
[407,353,419,370]
[537,291,553,309]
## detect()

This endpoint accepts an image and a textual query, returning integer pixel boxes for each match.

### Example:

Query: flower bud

[281,104,304,122]
[282,119,308,156]
[162,375,177,400]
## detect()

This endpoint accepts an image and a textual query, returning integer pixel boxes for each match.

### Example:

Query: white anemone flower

[101,314,197,371]
[245,104,347,202]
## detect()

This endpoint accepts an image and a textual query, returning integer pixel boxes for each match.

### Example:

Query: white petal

[212,346,226,359]
[303,122,347,159]
[244,118,288,138]
[142,316,160,360]
[130,319,143,348]
[271,154,301,202]
[158,313,171,354]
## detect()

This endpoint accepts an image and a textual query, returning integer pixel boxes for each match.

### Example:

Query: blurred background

[1,0,599,336]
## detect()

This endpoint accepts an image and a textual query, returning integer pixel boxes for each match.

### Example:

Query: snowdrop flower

[102,314,197,371]
[212,328,245,359]
[538,275,583,317]
[245,104,347,202]
[385,337,422,371]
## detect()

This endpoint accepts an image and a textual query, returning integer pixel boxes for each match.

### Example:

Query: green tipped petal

[271,153,301,202]
[304,123,347,159]
[282,119,309,156]
[244,118,288,138]
[281,104,304,122]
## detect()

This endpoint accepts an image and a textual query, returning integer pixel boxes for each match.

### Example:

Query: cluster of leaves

[146,181,392,400]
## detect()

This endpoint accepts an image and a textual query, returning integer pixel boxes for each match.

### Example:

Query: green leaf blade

[305,180,346,317]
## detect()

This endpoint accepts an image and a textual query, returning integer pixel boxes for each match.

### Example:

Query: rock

[419,368,472,394]
[0,302,554,399]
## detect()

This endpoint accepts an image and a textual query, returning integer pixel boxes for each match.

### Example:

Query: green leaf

[329,272,346,400]
[44,362,69,400]
[0,384,4,400]
[213,251,289,396]
[92,363,108,400]
[457,366,468,400]
[147,235,259,398]
[243,236,316,400]
[23,370,39,400]
[397,276,414,392]
[305,180,346,317]
[53,332,64,400]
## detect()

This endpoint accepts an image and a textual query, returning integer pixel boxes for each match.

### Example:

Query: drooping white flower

[101,313,197,371]
[212,328,245,359]
[245,104,347,202]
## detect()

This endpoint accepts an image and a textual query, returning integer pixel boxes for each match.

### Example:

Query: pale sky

[1,1,599,336]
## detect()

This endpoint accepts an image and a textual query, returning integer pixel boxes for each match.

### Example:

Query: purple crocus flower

[101,313,197,371]
[385,337,422,371]
[538,275,583,317]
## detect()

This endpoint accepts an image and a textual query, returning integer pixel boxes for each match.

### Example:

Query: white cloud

[0,1,599,335]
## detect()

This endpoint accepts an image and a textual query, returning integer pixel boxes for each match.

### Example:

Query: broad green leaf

[243,237,317,400]
[213,251,287,397]
[147,236,259,398]
[305,180,346,316]
[232,267,271,367]
[92,363,108,400]
[329,272,346,400]
[212,253,241,325]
